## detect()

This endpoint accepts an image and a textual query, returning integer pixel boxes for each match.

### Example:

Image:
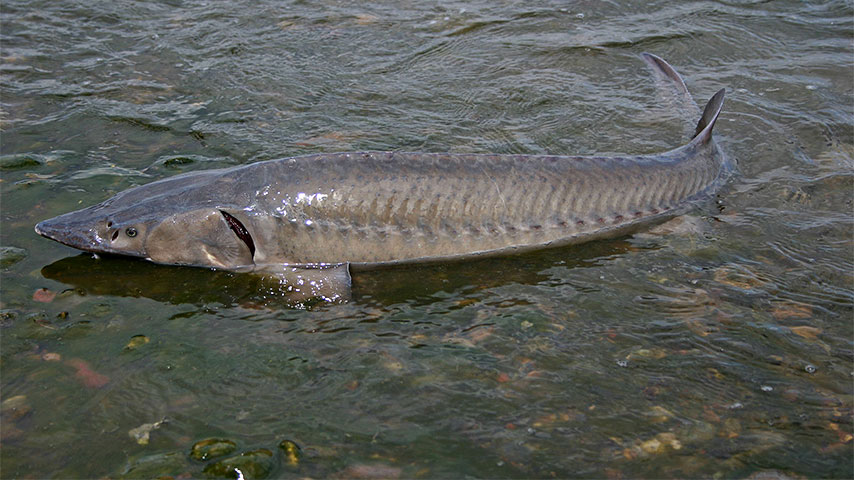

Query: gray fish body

[217,143,723,267]
[35,54,730,276]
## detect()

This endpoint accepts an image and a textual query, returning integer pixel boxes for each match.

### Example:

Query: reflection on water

[39,238,635,308]
[1,0,852,478]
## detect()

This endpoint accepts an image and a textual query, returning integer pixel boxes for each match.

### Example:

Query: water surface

[1,0,852,478]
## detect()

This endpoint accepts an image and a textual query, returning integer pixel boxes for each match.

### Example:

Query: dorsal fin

[692,89,726,144]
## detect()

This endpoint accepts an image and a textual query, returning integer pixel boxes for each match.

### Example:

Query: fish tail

[691,88,725,145]
[641,53,726,146]
[641,53,693,99]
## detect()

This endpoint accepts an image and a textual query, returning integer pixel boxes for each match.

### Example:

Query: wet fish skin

[34,54,729,275]
[239,141,725,268]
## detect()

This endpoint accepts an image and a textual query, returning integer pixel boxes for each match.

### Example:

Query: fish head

[36,191,256,271]
[35,202,155,259]
[36,167,259,270]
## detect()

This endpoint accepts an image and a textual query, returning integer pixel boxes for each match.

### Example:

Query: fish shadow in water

[40,238,645,309]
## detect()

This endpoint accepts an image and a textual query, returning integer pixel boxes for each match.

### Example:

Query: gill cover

[146,209,255,269]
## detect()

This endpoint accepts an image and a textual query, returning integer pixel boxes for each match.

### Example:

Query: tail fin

[641,52,691,98]
[641,53,725,145]
[641,52,701,124]
[692,89,726,145]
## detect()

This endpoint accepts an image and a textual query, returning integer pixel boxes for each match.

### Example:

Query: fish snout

[35,213,107,253]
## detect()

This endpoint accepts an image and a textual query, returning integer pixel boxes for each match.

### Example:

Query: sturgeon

[35,54,729,298]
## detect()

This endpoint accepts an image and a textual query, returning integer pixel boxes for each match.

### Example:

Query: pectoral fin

[255,263,352,304]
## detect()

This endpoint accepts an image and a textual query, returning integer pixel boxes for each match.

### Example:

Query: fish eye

[125,227,137,237]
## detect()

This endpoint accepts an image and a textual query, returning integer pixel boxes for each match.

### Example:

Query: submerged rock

[120,452,190,479]
[128,418,166,445]
[0,309,17,327]
[202,448,274,479]
[0,246,27,269]
[32,288,56,303]
[1,395,31,421]
[278,439,300,467]
[0,154,43,170]
[66,358,110,388]
[125,335,150,350]
[190,438,238,461]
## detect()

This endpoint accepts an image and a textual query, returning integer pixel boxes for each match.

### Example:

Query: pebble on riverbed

[622,432,683,459]
[125,335,150,350]
[277,439,300,466]
[1,395,32,442]
[32,288,56,303]
[713,264,767,291]
[0,246,27,269]
[66,358,109,388]
[1,395,31,422]
[190,438,238,461]
[202,449,274,479]
[128,418,167,445]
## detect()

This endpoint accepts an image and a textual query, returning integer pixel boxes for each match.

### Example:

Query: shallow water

[1,0,852,478]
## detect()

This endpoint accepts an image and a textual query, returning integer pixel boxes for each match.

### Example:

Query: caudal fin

[692,89,726,145]
[641,52,701,126]
[642,53,725,146]
[641,52,691,98]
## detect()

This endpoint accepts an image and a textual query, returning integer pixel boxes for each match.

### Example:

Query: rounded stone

[0,246,27,269]
[202,449,274,479]
[190,438,237,461]
[278,439,301,466]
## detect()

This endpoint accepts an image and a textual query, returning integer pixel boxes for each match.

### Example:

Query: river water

[1,1,852,478]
